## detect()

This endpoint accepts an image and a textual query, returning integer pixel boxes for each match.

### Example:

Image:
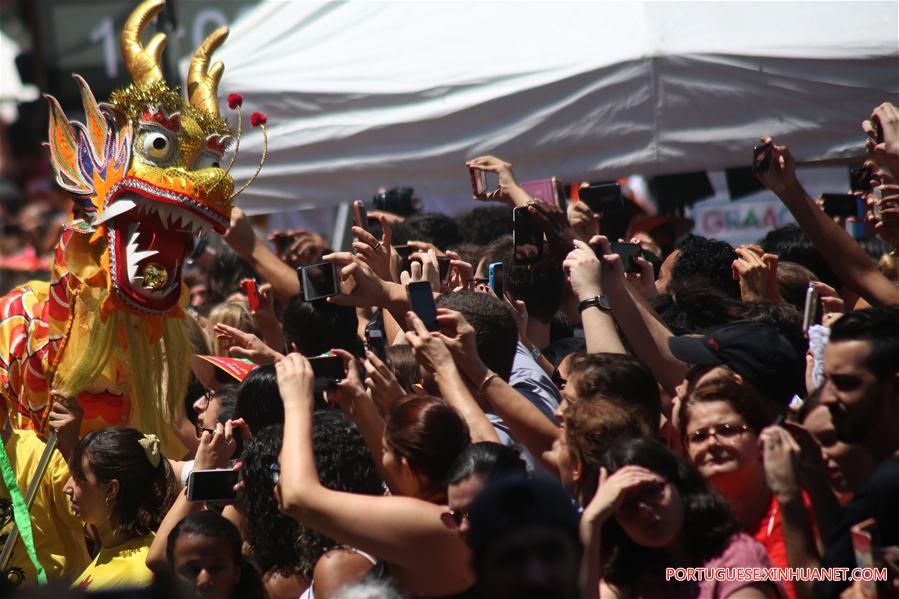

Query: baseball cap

[668,321,804,405]
[191,355,255,390]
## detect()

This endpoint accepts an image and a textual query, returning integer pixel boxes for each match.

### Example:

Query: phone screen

[469,168,487,196]
[301,262,339,301]
[580,183,623,214]
[513,207,544,265]
[437,256,452,284]
[489,262,504,299]
[609,242,641,274]
[752,142,772,175]
[849,166,874,193]
[407,281,438,331]
[802,284,819,338]
[821,194,861,218]
[309,355,345,390]
[365,328,387,361]
[187,469,239,503]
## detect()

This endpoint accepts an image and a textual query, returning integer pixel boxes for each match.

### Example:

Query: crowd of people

[1,98,899,599]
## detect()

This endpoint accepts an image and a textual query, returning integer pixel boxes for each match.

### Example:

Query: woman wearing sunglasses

[580,437,783,599]
[677,378,816,599]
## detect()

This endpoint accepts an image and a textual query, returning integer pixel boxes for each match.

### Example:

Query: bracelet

[478,370,500,394]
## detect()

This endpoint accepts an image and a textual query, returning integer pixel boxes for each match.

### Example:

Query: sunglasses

[687,423,750,446]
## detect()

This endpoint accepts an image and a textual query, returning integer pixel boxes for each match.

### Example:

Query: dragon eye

[139,130,177,164]
[193,151,223,170]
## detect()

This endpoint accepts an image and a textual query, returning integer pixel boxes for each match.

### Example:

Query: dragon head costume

[0,0,265,454]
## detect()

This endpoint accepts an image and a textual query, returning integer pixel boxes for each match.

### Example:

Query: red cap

[191,355,255,390]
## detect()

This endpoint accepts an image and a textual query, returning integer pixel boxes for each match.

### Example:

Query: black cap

[668,320,804,404]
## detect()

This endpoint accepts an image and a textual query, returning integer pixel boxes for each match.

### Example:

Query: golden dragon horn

[120,0,168,87]
[187,26,229,117]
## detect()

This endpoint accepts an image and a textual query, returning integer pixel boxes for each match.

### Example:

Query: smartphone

[393,244,415,272]
[469,167,487,196]
[520,178,561,207]
[488,262,504,299]
[240,278,261,311]
[512,206,544,265]
[872,118,884,144]
[437,255,452,285]
[187,468,239,503]
[850,165,874,194]
[352,200,369,233]
[579,183,623,214]
[821,193,862,218]
[365,327,387,361]
[609,242,642,274]
[802,284,819,338]
[301,262,339,301]
[752,141,772,175]
[851,518,880,597]
[272,233,292,255]
[309,354,345,391]
[407,281,438,331]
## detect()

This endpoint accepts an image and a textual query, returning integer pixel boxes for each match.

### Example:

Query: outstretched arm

[756,137,899,306]
[275,353,473,596]
[224,207,301,303]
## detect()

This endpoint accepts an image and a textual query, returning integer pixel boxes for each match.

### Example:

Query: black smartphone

[821,193,862,218]
[309,355,345,391]
[365,327,387,361]
[187,468,239,503]
[609,242,642,274]
[352,200,369,233]
[407,281,438,331]
[394,244,414,272]
[301,262,339,301]
[437,255,452,285]
[488,262,504,298]
[512,206,544,265]
[752,141,772,175]
[272,233,292,255]
[580,183,623,214]
[850,165,874,194]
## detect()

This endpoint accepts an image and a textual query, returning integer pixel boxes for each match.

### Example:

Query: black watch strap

[579,295,611,312]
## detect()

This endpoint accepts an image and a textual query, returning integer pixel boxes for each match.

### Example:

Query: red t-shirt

[746,492,817,599]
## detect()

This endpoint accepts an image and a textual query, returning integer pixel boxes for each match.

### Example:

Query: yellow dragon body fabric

[0,0,238,456]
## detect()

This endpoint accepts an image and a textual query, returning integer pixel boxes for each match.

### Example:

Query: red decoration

[206,134,230,155]
[227,94,243,109]
[139,106,181,132]
[250,112,268,127]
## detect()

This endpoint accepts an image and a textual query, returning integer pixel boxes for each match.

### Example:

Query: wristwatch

[530,345,542,360]
[579,295,611,312]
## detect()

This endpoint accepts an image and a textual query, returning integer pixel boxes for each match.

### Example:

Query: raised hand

[48,391,84,460]
[214,322,283,365]
[352,215,393,281]
[732,245,782,303]
[754,136,801,198]
[863,102,899,176]
[275,352,315,411]
[465,155,522,204]
[322,252,392,309]
[363,350,407,416]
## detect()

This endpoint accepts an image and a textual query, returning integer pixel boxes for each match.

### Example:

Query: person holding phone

[275,353,475,597]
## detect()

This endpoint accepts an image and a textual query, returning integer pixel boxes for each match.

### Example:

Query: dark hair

[456,206,514,246]
[670,234,740,299]
[649,284,743,335]
[483,235,565,324]
[776,261,819,311]
[385,344,422,393]
[435,291,519,381]
[599,438,738,585]
[385,396,471,497]
[402,212,463,250]
[678,377,771,439]
[203,247,257,313]
[759,224,838,289]
[283,296,363,358]
[568,353,661,431]
[69,427,178,537]
[213,383,240,425]
[235,365,283,433]
[445,242,487,268]
[446,442,526,487]
[166,511,265,599]
[565,398,653,500]
[740,301,806,361]
[242,416,383,579]
[829,306,899,380]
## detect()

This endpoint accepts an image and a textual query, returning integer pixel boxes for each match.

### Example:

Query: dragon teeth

[95,198,137,225]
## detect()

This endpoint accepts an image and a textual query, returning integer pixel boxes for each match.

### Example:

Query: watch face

[599,295,612,310]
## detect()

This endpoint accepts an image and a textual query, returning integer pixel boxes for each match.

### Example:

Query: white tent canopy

[212,1,899,216]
